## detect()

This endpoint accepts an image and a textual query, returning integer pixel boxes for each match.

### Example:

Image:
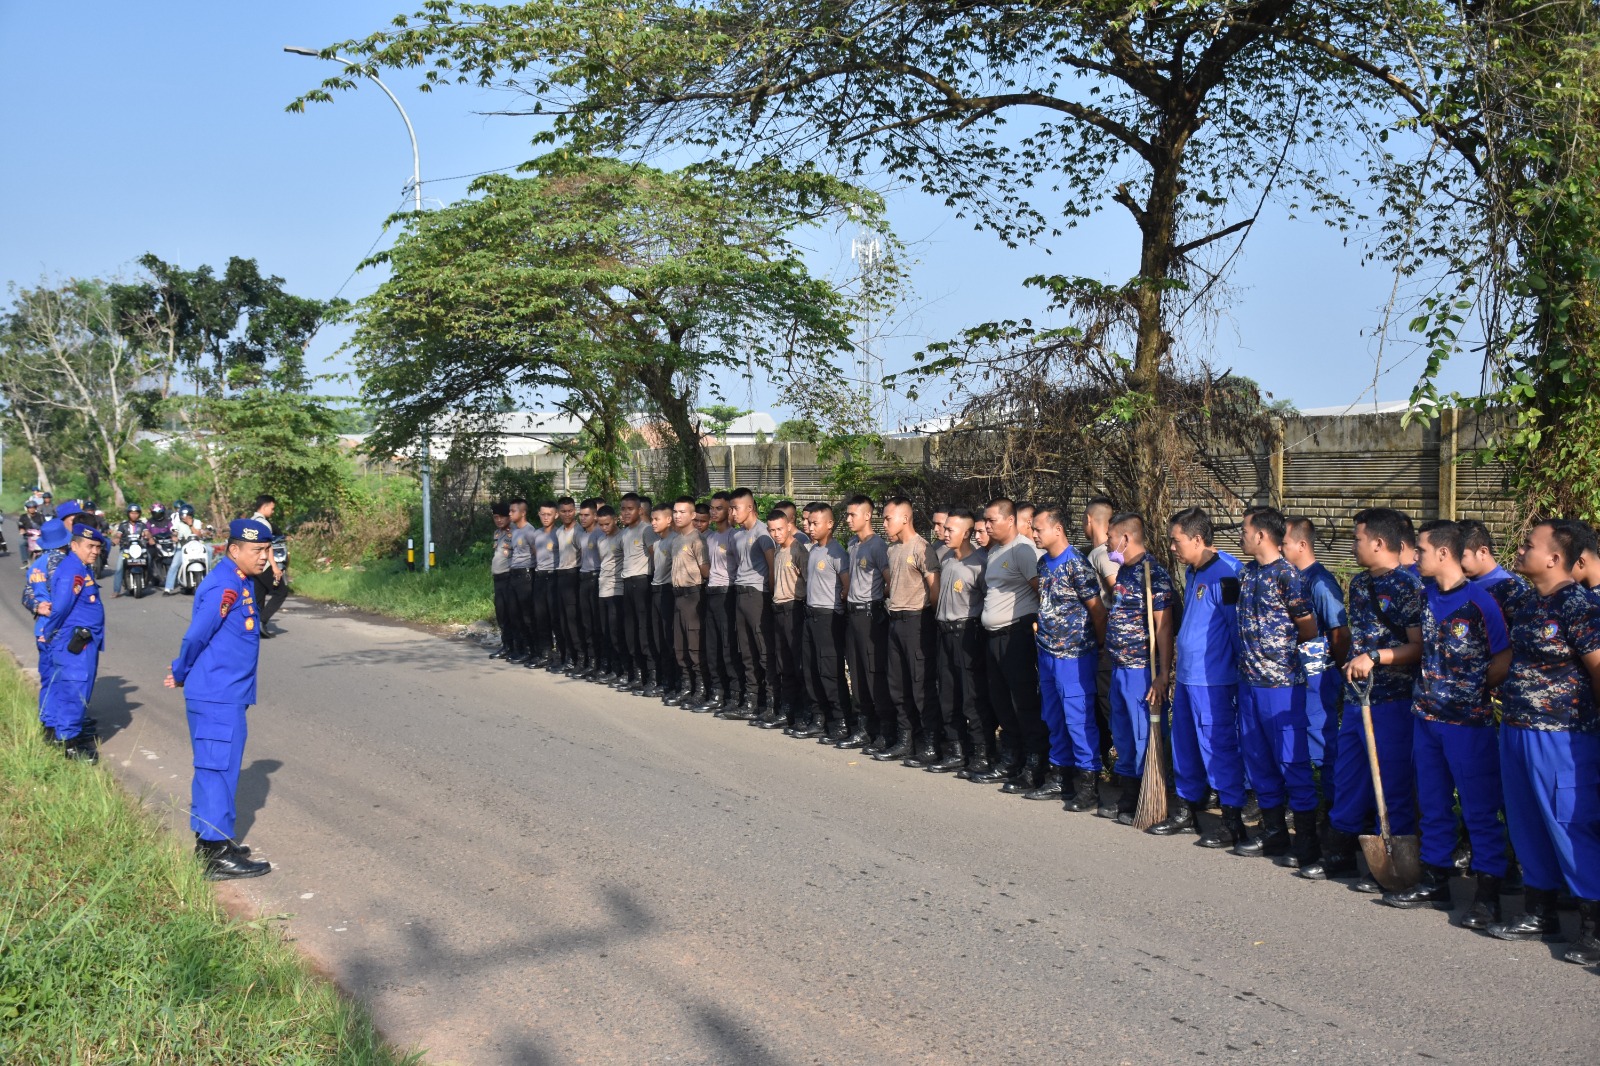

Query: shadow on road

[89,673,141,740]
[303,640,484,675]
[235,757,284,840]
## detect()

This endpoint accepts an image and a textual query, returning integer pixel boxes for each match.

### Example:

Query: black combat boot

[834,729,869,749]
[1381,864,1455,909]
[195,836,270,881]
[973,750,1019,784]
[1561,899,1600,965]
[925,752,966,773]
[1001,754,1046,794]
[1458,872,1502,930]
[872,737,913,762]
[62,735,98,764]
[1288,808,1322,869]
[1096,774,1124,818]
[1022,765,1067,801]
[1115,775,1142,825]
[1064,770,1101,813]
[1235,806,1288,857]
[1199,805,1249,849]
[690,683,722,713]
[1147,799,1201,836]
[957,755,993,782]
[902,740,939,768]
[1488,887,1563,941]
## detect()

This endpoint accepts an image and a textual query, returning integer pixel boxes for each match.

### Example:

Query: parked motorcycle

[175,536,210,593]
[122,540,150,599]
[150,531,176,588]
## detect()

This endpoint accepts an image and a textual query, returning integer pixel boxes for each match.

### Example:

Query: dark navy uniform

[24,520,71,727]
[171,553,262,843]
[39,537,107,743]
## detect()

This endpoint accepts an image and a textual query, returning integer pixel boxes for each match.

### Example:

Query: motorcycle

[271,534,289,575]
[122,540,150,599]
[150,531,176,588]
[175,536,210,594]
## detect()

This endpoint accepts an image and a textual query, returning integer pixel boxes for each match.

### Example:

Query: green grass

[292,559,494,627]
[0,655,423,1065]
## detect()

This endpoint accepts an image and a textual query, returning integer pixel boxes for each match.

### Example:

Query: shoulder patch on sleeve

[220,588,238,617]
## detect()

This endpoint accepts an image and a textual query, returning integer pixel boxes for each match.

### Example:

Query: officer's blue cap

[37,519,70,551]
[229,518,272,543]
[71,524,106,545]
[54,500,82,521]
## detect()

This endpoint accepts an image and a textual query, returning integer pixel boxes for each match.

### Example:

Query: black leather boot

[925,752,966,773]
[1288,808,1322,869]
[872,738,913,762]
[973,751,1019,784]
[1199,805,1248,849]
[1295,829,1358,877]
[1147,799,1200,836]
[1095,775,1124,818]
[1064,770,1101,813]
[1488,887,1563,941]
[834,730,869,749]
[902,741,939,768]
[1235,806,1288,857]
[489,644,508,659]
[62,735,99,764]
[196,836,270,881]
[1561,899,1600,964]
[957,756,993,781]
[688,683,721,713]
[1001,754,1046,794]
[1381,864,1455,909]
[1459,873,1502,930]
[1115,775,1142,825]
[1022,766,1067,801]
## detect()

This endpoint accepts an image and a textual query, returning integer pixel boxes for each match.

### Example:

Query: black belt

[938,618,978,632]
[510,566,533,574]
[807,605,843,619]
[707,586,731,595]
[846,602,880,614]
[734,585,765,595]
[889,608,931,619]
[987,615,1037,634]
[579,571,599,580]
[774,600,801,610]
[493,571,513,580]
[673,585,703,597]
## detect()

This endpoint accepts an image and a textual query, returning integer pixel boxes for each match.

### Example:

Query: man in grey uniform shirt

[803,503,852,742]
[532,502,560,670]
[508,499,543,666]
[883,497,942,767]
[489,502,523,661]
[767,508,810,732]
[617,493,659,694]
[552,497,584,674]
[594,506,626,681]
[844,495,894,754]
[935,508,992,777]
[975,497,1049,791]
[576,499,602,678]
[649,502,678,698]
[729,487,776,722]
[703,491,741,712]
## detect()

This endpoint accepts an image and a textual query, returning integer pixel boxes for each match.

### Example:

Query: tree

[347,152,894,494]
[696,404,750,441]
[299,0,1382,522]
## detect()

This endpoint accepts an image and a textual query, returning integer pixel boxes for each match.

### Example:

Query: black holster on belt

[67,626,93,654]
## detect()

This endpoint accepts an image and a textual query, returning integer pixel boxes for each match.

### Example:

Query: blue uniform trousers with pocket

[1038,651,1098,771]
[44,646,98,741]
[1414,717,1506,876]
[1328,697,1417,835]
[1304,668,1342,781]
[187,699,249,842]
[1239,684,1319,812]
[1500,726,1600,898]
[1109,666,1152,778]
[1172,683,1247,808]
[36,640,52,723]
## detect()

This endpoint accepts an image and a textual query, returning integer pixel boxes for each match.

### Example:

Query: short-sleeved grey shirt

[651,530,675,586]
[597,530,625,597]
[510,524,538,569]
[733,521,775,590]
[706,527,737,588]
[806,540,849,611]
[981,538,1042,631]
[621,522,657,579]
[492,528,514,575]
[578,525,601,573]
[847,534,890,605]
[555,523,580,570]
[534,526,559,571]
[937,546,987,622]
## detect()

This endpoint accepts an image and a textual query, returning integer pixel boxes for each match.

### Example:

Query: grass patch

[0,654,423,1065]
[292,559,493,627]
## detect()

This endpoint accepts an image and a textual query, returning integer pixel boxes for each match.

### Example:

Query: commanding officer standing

[804,503,853,743]
[1025,504,1106,807]
[1157,508,1250,847]
[882,497,942,767]
[975,498,1047,790]
[165,519,274,881]
[934,510,991,778]
[668,497,713,710]
[729,488,776,721]
[40,524,108,763]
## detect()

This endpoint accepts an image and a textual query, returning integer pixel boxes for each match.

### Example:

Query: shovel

[1353,676,1422,891]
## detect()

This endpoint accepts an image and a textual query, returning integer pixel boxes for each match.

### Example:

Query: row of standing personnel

[486,491,1600,970]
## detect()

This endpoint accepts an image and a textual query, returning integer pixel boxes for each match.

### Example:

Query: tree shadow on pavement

[89,673,141,741]
[235,757,283,840]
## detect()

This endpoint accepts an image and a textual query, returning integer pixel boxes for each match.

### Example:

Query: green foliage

[774,418,819,444]
[191,390,348,523]
[696,404,749,440]
[487,465,556,506]
[293,557,495,626]
[0,657,418,1064]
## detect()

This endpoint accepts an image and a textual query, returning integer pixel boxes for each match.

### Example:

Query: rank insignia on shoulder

[245,617,255,631]
[73,576,85,594]
[28,569,43,582]
[220,589,238,617]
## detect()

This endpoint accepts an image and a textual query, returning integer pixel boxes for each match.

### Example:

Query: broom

[1132,555,1169,830]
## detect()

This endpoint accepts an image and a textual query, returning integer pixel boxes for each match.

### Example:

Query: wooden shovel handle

[1357,680,1393,844]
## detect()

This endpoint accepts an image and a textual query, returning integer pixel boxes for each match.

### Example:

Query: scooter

[176,536,210,593]
[150,531,176,588]
[122,540,150,599]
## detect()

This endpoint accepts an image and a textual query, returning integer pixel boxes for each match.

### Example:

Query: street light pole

[285,46,431,571]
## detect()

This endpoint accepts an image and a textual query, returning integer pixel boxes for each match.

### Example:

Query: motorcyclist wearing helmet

[163,503,207,594]
[111,504,150,597]
[18,498,44,570]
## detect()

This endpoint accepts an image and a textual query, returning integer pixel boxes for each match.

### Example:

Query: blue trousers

[1239,684,1319,812]
[1501,727,1600,899]
[187,700,250,842]
[1304,669,1343,776]
[1172,683,1247,808]
[36,639,52,722]
[1109,666,1152,778]
[1038,651,1099,771]
[1413,717,1506,876]
[1328,698,1417,836]
[43,647,98,742]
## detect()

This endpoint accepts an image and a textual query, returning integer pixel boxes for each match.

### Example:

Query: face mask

[1107,550,1125,565]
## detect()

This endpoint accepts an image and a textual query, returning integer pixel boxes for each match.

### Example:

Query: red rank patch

[220,588,238,617]
[73,576,85,594]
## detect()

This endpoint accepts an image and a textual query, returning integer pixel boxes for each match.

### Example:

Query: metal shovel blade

[1358,831,1423,892]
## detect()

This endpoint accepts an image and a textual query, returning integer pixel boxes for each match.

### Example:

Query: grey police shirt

[492,528,514,575]
[597,531,625,597]
[534,526,559,571]
[555,523,580,570]
[510,524,538,569]
[981,538,1042,630]
[651,530,675,586]
[621,522,657,580]
[733,520,775,590]
[806,540,849,611]
[578,525,601,573]
[706,527,737,588]
[937,546,987,623]
[846,534,890,605]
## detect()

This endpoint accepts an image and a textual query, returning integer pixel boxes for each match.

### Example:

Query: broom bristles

[1131,712,1169,830]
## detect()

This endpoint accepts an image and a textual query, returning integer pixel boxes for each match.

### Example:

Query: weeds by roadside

[292,559,493,628]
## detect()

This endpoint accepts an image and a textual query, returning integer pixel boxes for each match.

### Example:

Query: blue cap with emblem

[71,524,106,545]
[54,500,83,521]
[37,518,70,551]
[229,518,272,543]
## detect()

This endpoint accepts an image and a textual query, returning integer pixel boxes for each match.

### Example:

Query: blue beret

[229,518,272,543]
[54,500,82,520]
[37,519,71,551]
[71,524,106,545]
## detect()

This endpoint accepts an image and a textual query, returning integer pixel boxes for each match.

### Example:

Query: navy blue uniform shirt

[1499,580,1600,734]
[1106,555,1174,670]
[41,553,106,668]
[1297,560,1348,680]
[1345,567,1423,704]
[171,556,261,704]
[1414,580,1509,725]
[1035,545,1101,659]
[1176,550,1242,687]
[1237,558,1313,688]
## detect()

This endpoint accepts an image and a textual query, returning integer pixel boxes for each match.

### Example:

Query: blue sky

[2,2,1484,428]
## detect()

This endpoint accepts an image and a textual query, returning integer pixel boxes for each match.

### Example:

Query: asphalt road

[3,571,1597,1065]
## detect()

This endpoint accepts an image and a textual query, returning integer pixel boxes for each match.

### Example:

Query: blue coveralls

[1172,551,1247,808]
[26,549,66,724]
[1299,561,1349,780]
[39,553,105,742]
[170,557,261,843]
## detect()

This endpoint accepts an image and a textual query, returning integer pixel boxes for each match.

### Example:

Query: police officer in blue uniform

[39,524,108,762]
[25,518,72,739]
[165,519,275,880]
